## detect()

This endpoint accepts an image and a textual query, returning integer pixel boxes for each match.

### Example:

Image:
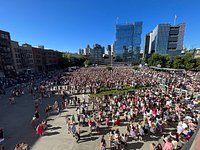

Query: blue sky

[0,0,199,52]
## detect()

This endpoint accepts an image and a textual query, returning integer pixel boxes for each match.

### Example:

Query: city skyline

[0,0,199,52]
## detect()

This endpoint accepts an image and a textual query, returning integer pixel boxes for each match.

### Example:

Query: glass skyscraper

[146,23,186,56]
[115,22,142,62]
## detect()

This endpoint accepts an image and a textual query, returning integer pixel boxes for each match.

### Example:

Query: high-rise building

[78,49,84,55]
[89,44,104,64]
[78,45,91,56]
[0,30,15,77]
[115,22,142,62]
[143,32,152,59]
[11,41,34,74]
[84,44,91,56]
[103,45,111,64]
[144,23,186,57]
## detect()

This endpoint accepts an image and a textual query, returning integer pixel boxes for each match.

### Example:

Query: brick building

[32,46,46,72]
[0,30,15,77]
[32,46,60,72]
[11,41,34,74]
[44,49,59,71]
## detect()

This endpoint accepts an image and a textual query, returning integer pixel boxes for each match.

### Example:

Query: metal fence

[181,119,200,150]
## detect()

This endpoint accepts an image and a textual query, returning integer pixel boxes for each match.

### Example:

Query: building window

[0,34,4,38]
[4,35,9,39]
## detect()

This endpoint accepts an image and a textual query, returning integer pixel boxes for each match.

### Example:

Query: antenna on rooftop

[174,15,177,26]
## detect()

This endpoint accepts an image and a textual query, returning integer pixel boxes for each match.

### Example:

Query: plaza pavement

[0,88,175,150]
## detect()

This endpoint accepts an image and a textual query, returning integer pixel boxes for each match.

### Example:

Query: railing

[182,119,200,150]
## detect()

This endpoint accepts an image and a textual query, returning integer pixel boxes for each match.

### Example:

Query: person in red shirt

[36,123,44,136]
[116,117,120,126]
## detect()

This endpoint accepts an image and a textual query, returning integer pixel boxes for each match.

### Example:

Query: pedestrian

[36,123,44,136]
[72,114,75,123]
[75,127,80,143]
[105,116,109,127]
[100,135,106,150]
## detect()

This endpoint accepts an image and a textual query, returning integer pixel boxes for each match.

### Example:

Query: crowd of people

[1,66,200,150]
[58,66,200,150]
[41,66,200,96]
[64,87,199,149]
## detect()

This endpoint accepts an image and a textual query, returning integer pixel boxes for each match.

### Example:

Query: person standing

[75,127,80,143]
[100,135,106,150]
[72,114,75,123]
[108,129,113,148]
[34,110,40,120]
[105,116,109,127]
[88,118,92,137]
[36,123,44,136]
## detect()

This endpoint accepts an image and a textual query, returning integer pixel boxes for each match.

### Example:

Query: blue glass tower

[115,22,142,62]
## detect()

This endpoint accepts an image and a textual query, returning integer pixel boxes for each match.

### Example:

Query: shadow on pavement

[46,126,62,130]
[78,136,98,143]
[46,118,54,121]
[44,131,60,136]
[127,141,144,150]
[47,124,53,128]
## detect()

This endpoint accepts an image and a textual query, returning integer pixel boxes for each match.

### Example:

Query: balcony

[169,30,179,35]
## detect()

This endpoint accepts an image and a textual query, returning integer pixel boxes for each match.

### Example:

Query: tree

[172,55,184,69]
[195,57,200,70]
[148,53,170,67]
[73,55,87,66]
[183,53,195,70]
[161,54,170,68]
[58,57,71,69]
[84,59,92,66]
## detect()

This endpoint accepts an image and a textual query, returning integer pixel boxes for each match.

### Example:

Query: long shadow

[46,126,62,130]
[127,142,144,150]
[44,131,60,136]
[66,106,77,109]
[46,118,54,121]
[79,134,91,138]
[80,130,88,134]
[60,114,71,118]
[49,111,59,116]
[60,110,68,113]
[92,126,111,136]
[78,136,99,143]
[47,124,53,128]
[142,135,160,141]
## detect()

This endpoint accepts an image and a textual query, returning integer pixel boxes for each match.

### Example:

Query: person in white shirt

[177,122,183,134]
[182,120,188,130]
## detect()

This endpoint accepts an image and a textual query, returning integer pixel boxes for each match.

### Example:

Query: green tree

[84,59,92,66]
[73,55,87,66]
[148,53,170,67]
[161,54,170,67]
[58,57,71,69]
[172,55,184,69]
[195,57,200,70]
[183,53,195,70]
